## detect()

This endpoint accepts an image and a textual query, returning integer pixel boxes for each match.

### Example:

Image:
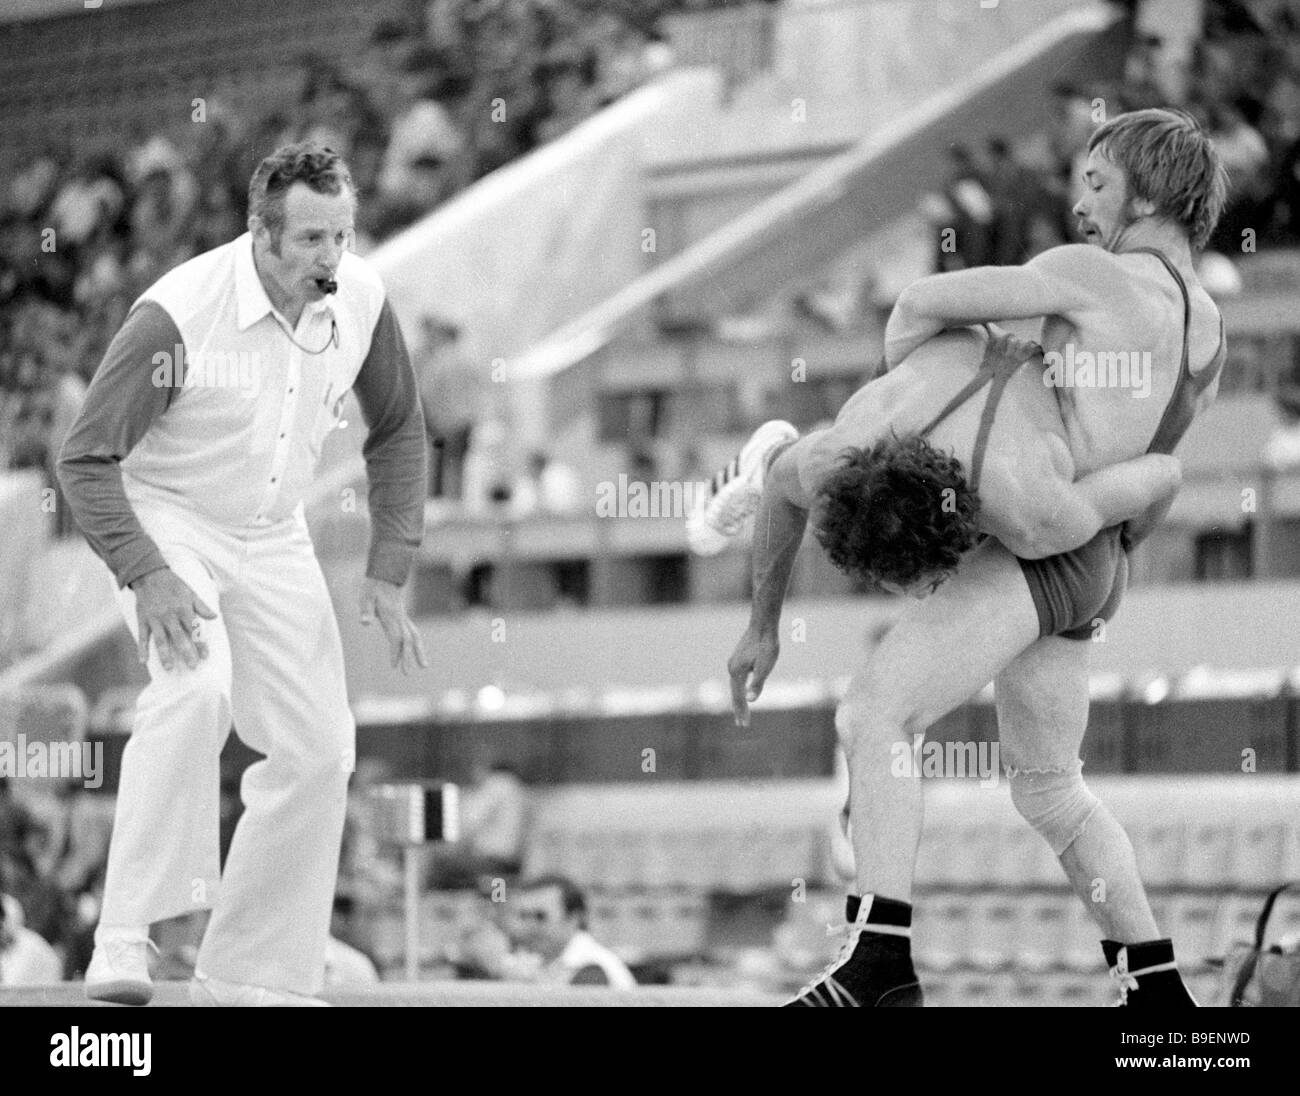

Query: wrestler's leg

[996,637,1196,1004]
[994,637,1160,941]
[838,537,1040,901]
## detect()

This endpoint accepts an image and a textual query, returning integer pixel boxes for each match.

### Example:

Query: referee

[57,142,428,1006]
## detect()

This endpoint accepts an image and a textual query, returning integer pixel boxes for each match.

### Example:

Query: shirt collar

[235,232,276,331]
[235,232,334,331]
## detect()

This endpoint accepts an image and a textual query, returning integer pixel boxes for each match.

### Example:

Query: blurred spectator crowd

[6,2,1300,512]
[0,0,711,486]
[0,775,110,984]
[923,2,1300,276]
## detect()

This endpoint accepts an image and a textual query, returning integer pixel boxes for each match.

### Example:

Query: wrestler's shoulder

[984,431,1074,494]
[1027,243,1125,279]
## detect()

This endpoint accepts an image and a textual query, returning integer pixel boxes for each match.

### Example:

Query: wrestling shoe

[85,933,158,1006]
[686,420,799,556]
[189,971,331,1007]
[1103,939,1198,1007]
[784,894,922,1007]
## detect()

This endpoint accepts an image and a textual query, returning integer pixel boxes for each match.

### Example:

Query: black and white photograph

[0,0,1297,1072]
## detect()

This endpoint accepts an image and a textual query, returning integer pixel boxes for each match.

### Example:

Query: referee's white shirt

[58,232,427,587]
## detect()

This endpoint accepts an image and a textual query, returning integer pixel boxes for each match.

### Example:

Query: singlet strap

[966,353,1021,493]
[917,370,995,440]
[1126,246,1191,377]
[1123,246,1227,456]
[918,326,1039,493]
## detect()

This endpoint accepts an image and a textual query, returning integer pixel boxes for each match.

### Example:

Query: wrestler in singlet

[1018,247,1227,639]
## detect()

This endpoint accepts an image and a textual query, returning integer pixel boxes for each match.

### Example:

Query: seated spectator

[510,450,583,516]
[48,156,125,254]
[336,759,404,966]
[425,761,529,890]
[929,145,995,272]
[416,316,478,501]
[534,52,601,145]
[0,891,63,986]
[1208,102,1272,251]
[461,875,635,988]
[461,416,515,515]
[374,49,467,236]
[21,777,112,977]
[0,778,70,957]
[324,895,381,988]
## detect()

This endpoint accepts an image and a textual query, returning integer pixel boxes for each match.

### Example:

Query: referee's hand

[360,576,429,675]
[129,568,218,672]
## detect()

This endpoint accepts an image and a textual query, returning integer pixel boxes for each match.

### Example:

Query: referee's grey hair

[247,142,355,250]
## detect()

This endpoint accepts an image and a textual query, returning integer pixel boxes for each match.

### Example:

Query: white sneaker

[189,971,330,1007]
[85,937,156,1006]
[686,420,799,556]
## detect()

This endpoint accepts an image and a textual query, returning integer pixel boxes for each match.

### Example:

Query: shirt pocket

[309,383,351,458]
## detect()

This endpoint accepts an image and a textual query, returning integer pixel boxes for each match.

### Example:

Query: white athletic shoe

[85,936,157,1006]
[188,971,330,1007]
[686,420,799,556]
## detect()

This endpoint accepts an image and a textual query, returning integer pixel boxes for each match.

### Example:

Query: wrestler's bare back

[796,327,1075,549]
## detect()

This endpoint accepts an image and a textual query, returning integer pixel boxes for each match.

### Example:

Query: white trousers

[101,499,354,994]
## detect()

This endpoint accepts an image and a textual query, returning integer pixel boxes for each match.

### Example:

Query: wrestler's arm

[1008,454,1182,560]
[884,245,1108,367]
[749,442,816,625]
[727,434,823,725]
[1120,491,1176,553]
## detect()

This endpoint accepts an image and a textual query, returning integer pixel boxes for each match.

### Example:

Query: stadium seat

[1182,820,1236,886]
[660,889,695,957]
[914,817,961,886]
[1133,820,1188,887]
[949,820,1000,887]
[1215,892,1267,960]
[1231,821,1292,888]
[919,976,952,1007]
[915,894,972,972]
[968,893,1019,971]
[1016,892,1074,972]
[1264,889,1300,949]
[992,818,1061,888]
[1062,898,1104,972]
[1162,893,1221,970]
[947,972,1016,1008]
[1039,972,1101,1008]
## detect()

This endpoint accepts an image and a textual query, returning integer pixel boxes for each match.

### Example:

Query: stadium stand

[6,0,1300,1003]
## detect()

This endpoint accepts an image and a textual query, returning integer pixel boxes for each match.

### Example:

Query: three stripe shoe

[686,420,799,556]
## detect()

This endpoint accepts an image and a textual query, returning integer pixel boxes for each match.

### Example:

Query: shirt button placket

[258,336,301,524]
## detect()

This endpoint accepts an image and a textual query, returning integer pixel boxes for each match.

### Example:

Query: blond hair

[1088,108,1229,249]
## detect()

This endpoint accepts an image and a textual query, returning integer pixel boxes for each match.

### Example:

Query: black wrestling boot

[784,894,923,1007]
[1102,938,1198,1007]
